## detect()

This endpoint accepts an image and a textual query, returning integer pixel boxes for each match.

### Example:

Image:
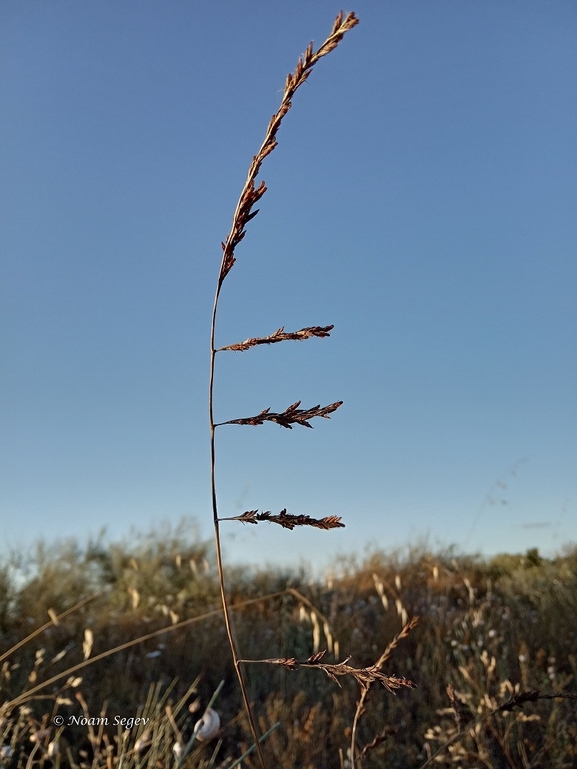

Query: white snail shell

[47,741,59,757]
[134,734,149,753]
[194,708,220,741]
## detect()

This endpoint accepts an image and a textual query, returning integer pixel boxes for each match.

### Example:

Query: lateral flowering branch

[361,727,399,759]
[497,689,577,712]
[240,651,416,694]
[218,11,359,288]
[420,686,577,769]
[219,509,345,530]
[216,400,343,429]
[375,615,419,669]
[217,325,334,352]
[350,616,419,765]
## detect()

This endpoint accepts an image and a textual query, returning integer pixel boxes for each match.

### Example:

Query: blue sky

[2,1,576,569]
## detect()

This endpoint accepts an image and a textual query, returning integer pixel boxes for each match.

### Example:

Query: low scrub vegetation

[1,528,576,768]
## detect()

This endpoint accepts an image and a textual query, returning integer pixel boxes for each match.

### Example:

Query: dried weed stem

[419,688,577,769]
[208,11,358,769]
[350,616,419,767]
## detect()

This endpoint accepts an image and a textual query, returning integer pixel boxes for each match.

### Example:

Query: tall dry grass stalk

[206,10,414,768]
[208,12,359,768]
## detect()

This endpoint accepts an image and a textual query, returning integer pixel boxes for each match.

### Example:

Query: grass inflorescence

[207,12,363,767]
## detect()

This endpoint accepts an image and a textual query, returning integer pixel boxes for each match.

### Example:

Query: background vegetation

[1,525,576,768]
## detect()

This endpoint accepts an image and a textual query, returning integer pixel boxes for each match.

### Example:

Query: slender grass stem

[209,284,266,768]
[0,590,104,666]
[4,590,289,712]
[226,722,281,769]
[207,14,359,768]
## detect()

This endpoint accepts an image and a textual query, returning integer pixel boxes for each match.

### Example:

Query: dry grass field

[1,530,576,768]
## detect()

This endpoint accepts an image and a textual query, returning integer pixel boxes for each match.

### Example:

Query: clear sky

[2,1,576,570]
